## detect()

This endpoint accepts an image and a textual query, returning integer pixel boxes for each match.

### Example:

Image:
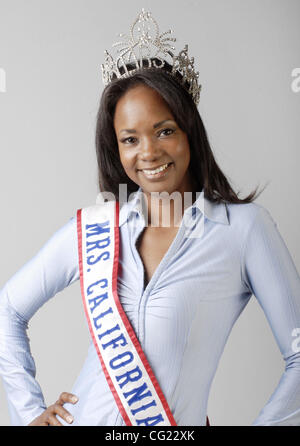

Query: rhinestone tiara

[101,8,202,106]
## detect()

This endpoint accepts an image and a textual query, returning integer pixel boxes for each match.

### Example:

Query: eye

[120,128,175,145]
[121,136,137,145]
[158,128,174,137]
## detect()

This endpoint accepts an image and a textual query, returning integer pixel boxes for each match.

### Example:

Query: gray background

[0,0,299,426]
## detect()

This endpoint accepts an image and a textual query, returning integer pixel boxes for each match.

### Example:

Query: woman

[1,11,300,427]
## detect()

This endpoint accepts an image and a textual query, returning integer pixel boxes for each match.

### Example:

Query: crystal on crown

[101,9,202,106]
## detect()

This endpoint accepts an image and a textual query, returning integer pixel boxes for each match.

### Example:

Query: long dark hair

[95,59,267,203]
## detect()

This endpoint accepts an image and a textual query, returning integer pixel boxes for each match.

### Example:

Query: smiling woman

[96,58,264,206]
[113,84,194,221]
[1,8,300,428]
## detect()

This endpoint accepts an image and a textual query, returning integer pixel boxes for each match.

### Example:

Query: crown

[101,8,202,106]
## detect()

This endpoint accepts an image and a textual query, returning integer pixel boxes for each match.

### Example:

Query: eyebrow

[119,119,175,135]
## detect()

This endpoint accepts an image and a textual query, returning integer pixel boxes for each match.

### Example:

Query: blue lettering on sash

[83,215,166,426]
[93,307,113,329]
[109,351,134,369]
[88,292,108,313]
[86,238,110,253]
[136,414,164,426]
[116,366,143,389]
[86,236,110,252]
[87,251,110,265]
[101,333,128,350]
[87,279,108,296]
[123,383,152,406]
[86,222,110,237]
[98,323,120,340]
[85,222,111,266]
[131,400,157,416]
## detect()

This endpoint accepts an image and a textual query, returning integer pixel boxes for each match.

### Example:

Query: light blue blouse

[1,187,300,426]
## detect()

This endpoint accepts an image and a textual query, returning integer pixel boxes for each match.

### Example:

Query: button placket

[135,217,188,348]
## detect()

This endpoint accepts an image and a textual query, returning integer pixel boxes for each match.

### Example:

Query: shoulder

[226,200,274,229]
[224,201,278,249]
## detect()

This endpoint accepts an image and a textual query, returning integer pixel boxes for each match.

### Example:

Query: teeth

[142,163,170,175]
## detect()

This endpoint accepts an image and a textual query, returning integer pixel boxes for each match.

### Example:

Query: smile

[139,162,174,180]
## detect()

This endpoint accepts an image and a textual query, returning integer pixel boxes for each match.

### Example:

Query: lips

[138,162,174,180]
[138,162,173,172]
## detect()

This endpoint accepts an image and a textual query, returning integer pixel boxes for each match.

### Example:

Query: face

[113,84,194,198]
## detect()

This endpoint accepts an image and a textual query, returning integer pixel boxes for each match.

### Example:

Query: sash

[76,199,210,427]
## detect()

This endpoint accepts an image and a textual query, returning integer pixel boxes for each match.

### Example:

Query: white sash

[76,199,177,426]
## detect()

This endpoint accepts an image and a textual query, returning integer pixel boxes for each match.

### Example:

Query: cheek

[118,148,137,174]
[118,147,130,166]
[176,139,191,168]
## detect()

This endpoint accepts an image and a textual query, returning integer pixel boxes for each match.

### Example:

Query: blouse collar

[118,186,229,227]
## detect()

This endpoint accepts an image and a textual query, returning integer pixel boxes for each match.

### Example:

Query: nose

[139,136,162,161]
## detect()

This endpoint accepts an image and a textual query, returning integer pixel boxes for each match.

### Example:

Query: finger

[52,403,74,424]
[56,392,79,405]
[47,414,63,426]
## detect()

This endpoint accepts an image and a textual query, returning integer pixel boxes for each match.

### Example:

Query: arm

[241,206,300,425]
[0,216,79,426]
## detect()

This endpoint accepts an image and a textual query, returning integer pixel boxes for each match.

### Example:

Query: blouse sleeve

[0,216,79,426]
[241,205,300,425]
